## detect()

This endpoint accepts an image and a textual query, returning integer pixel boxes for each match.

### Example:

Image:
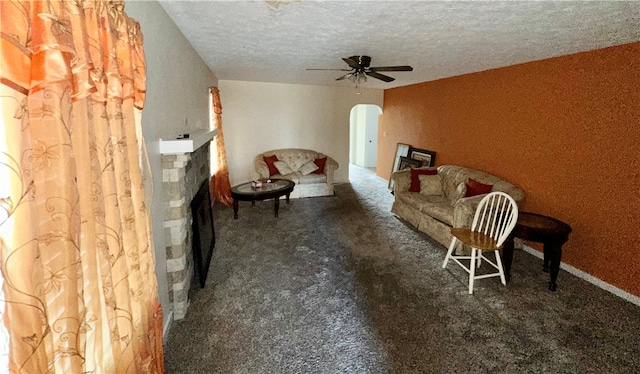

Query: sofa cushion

[263,155,279,176]
[271,173,298,184]
[313,157,327,174]
[418,174,443,196]
[395,192,453,226]
[296,172,327,184]
[274,161,294,176]
[418,199,454,226]
[409,168,438,192]
[465,178,493,197]
[299,160,319,175]
[270,172,325,185]
[453,194,486,228]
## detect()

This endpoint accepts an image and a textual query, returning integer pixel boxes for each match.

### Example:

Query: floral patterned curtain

[210,87,233,206]
[0,1,163,373]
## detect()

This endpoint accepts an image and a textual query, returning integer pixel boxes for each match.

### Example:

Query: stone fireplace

[160,129,216,320]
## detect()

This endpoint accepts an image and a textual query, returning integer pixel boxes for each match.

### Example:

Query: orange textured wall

[378,42,640,297]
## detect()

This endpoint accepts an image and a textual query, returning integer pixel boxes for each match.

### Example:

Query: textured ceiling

[157,0,640,89]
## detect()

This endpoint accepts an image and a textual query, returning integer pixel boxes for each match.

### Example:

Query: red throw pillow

[263,154,279,176]
[409,168,438,192]
[465,178,493,197]
[313,157,327,174]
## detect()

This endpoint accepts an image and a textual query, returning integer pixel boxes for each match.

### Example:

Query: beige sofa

[254,149,338,199]
[391,165,524,248]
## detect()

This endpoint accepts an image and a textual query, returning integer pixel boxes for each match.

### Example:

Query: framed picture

[398,156,422,171]
[409,148,436,167]
[389,143,411,191]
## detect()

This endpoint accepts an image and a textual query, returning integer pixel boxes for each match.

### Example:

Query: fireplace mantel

[161,130,214,320]
[159,128,218,155]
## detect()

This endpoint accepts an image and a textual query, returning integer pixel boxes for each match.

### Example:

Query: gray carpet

[165,165,640,373]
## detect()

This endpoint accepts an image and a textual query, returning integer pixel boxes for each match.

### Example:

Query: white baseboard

[163,310,174,344]
[521,245,640,307]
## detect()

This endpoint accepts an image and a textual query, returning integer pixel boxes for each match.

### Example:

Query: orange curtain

[0,1,163,373]
[210,87,233,206]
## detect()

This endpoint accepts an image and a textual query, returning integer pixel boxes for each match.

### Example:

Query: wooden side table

[502,212,572,291]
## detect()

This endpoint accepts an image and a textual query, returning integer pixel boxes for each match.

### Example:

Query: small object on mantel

[176,133,190,139]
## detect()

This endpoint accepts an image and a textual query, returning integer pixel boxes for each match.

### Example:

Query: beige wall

[125,1,218,332]
[219,81,383,185]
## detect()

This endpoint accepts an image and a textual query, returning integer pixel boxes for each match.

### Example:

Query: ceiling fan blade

[336,72,354,81]
[369,66,413,72]
[306,68,353,71]
[342,57,360,69]
[366,71,395,82]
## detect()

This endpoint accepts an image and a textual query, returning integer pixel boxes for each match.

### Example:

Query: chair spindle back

[471,192,518,247]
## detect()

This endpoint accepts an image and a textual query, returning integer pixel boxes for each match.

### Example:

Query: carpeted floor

[164,165,640,373]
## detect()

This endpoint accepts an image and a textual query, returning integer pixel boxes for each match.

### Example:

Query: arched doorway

[349,104,382,173]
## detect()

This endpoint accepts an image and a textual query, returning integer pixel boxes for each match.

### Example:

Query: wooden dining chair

[442,191,519,294]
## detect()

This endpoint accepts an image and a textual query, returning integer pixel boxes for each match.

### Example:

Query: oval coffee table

[231,179,295,219]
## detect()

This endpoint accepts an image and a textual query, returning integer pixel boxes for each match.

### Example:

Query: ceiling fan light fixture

[307,56,412,86]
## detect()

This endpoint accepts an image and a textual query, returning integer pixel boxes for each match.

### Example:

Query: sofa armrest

[391,169,411,195]
[324,157,339,184]
[324,156,340,184]
[452,194,486,228]
[254,155,270,179]
[493,183,525,203]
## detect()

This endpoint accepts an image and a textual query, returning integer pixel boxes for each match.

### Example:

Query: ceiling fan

[307,56,413,84]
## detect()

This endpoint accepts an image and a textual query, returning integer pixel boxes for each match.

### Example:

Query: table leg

[546,242,563,291]
[543,245,550,273]
[274,197,280,218]
[286,193,290,204]
[233,199,239,220]
[502,235,515,283]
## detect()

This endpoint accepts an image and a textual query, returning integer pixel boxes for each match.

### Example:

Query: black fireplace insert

[190,179,215,288]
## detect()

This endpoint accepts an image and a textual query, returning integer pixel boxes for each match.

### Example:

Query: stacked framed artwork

[398,156,422,171]
[388,144,437,191]
[408,148,436,168]
[388,143,410,190]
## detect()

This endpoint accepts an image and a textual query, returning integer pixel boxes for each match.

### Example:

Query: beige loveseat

[254,149,339,199]
[391,165,524,248]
